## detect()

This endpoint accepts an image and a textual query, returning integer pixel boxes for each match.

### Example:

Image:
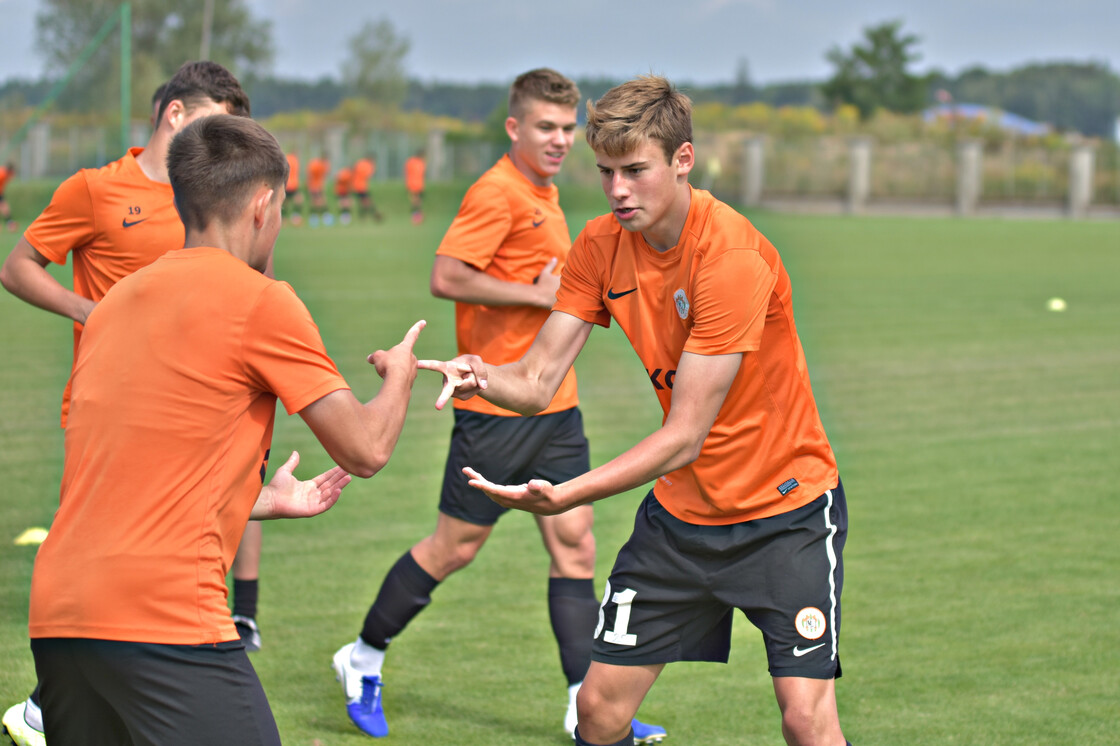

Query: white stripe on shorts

[822,487,840,661]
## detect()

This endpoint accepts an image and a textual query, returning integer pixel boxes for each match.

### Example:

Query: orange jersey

[22,147,184,425]
[29,247,349,645]
[352,158,374,192]
[0,166,11,194]
[334,167,353,196]
[404,156,425,193]
[555,187,837,525]
[285,153,300,192]
[436,154,577,416]
[307,157,329,193]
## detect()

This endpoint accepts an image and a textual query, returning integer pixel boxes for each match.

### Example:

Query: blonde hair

[585,75,692,163]
[509,68,580,120]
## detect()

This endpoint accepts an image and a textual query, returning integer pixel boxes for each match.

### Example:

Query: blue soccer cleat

[631,717,668,744]
[332,642,388,738]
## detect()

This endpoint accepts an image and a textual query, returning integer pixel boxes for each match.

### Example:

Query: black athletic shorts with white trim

[591,480,846,679]
[439,407,590,526]
[31,637,281,746]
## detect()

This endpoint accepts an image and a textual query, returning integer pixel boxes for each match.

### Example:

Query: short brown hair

[585,75,692,163]
[168,115,287,231]
[508,68,580,121]
[157,61,251,123]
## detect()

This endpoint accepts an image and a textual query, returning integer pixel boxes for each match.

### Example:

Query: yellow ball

[1046,297,1067,312]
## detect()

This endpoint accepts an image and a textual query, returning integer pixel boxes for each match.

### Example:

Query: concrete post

[426,129,445,182]
[28,122,51,178]
[324,126,346,171]
[1068,144,1095,219]
[741,136,765,207]
[956,140,982,215]
[847,137,872,213]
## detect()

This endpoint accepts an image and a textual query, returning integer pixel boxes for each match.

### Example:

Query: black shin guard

[360,551,440,649]
[548,577,598,686]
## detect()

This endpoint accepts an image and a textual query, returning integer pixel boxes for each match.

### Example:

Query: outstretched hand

[417,355,487,410]
[462,466,570,515]
[253,451,352,520]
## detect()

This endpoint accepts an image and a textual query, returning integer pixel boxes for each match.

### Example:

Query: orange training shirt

[352,158,374,192]
[22,147,184,425]
[0,166,11,194]
[334,167,353,196]
[29,247,349,645]
[404,156,425,194]
[307,158,329,193]
[285,153,300,192]
[436,154,577,416]
[554,187,837,525]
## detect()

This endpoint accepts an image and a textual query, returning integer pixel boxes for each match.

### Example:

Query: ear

[162,99,187,131]
[252,187,275,228]
[505,115,519,143]
[674,142,695,178]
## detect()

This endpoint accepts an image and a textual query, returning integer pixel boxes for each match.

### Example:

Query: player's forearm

[356,369,415,474]
[0,254,95,324]
[477,358,563,415]
[430,257,553,309]
[555,423,704,508]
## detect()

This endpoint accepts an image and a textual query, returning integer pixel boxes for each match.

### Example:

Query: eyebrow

[597,159,650,169]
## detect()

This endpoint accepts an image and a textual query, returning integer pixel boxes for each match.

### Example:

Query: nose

[609,173,629,200]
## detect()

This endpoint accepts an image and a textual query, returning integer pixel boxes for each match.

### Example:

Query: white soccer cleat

[2,700,46,746]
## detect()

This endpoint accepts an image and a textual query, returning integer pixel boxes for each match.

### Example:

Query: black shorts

[439,407,590,526]
[31,637,281,746]
[591,481,847,679]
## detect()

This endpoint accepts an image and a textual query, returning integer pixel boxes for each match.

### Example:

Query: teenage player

[307,155,330,226]
[0,62,259,746]
[335,165,354,225]
[423,76,851,746]
[0,161,16,232]
[284,150,305,225]
[352,155,383,222]
[331,69,665,743]
[404,150,425,224]
[26,113,427,745]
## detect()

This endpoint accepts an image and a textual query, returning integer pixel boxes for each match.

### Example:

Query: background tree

[822,19,927,119]
[341,18,410,108]
[34,0,273,116]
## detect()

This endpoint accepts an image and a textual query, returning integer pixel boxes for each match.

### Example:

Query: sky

[1,0,1117,85]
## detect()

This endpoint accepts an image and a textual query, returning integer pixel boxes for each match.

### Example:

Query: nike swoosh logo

[607,288,637,299]
[531,218,545,228]
[793,643,826,657]
[122,218,148,228]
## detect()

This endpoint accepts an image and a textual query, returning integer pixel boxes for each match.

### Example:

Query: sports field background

[1,183,1118,744]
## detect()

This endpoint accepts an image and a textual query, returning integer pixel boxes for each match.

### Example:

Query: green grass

[2,187,1119,745]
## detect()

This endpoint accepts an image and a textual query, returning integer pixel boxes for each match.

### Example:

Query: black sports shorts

[591,481,847,679]
[439,407,590,526]
[31,637,281,746]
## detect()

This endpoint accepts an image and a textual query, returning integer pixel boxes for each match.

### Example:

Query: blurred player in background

[307,155,330,226]
[352,155,383,222]
[428,75,851,746]
[335,165,354,225]
[0,162,16,232]
[404,150,426,224]
[331,68,665,744]
[0,62,259,746]
[284,150,304,225]
[29,113,424,746]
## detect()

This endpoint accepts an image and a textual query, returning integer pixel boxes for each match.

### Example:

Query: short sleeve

[435,182,512,270]
[684,249,776,355]
[554,231,611,328]
[242,282,350,414]
[24,172,97,265]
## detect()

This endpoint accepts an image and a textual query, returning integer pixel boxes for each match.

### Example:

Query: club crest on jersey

[673,289,689,319]
[795,607,826,640]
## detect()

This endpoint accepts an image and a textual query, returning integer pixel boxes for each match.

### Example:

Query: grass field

[1,183,1118,745]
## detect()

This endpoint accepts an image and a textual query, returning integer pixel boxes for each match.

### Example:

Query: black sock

[548,577,599,686]
[232,578,259,619]
[360,551,440,649]
[29,683,41,708]
[574,725,634,746]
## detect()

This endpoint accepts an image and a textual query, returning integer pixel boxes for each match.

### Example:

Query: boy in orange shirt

[332,69,663,743]
[284,150,304,225]
[352,156,383,222]
[404,151,425,224]
[424,76,851,746]
[28,114,425,745]
[0,62,269,746]
[334,165,354,225]
[307,155,330,226]
[0,161,18,232]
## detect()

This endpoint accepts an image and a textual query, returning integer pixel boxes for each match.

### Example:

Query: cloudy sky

[1,0,1117,85]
